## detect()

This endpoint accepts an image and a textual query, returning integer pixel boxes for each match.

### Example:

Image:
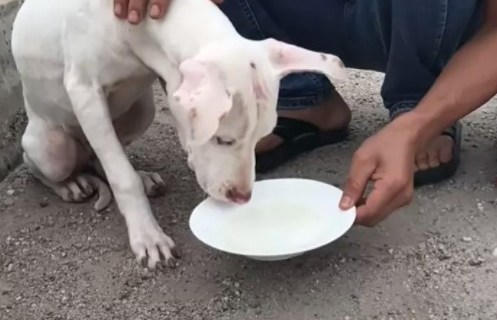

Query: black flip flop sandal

[255,117,349,173]
[413,122,462,187]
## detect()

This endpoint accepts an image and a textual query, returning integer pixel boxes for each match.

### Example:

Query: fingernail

[150,4,161,18]
[114,3,122,16]
[128,10,140,23]
[339,196,353,209]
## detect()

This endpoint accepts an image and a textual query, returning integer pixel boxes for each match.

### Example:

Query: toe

[150,172,165,186]
[161,251,177,268]
[147,246,161,270]
[134,244,148,268]
[76,176,94,195]
[151,173,167,194]
[439,140,454,164]
[415,152,430,171]
[141,177,155,195]
[158,242,177,268]
[428,149,441,168]
[140,173,160,197]
[415,135,455,172]
[139,172,166,197]
[163,234,175,248]
[171,246,181,259]
[66,181,86,201]
[164,256,177,268]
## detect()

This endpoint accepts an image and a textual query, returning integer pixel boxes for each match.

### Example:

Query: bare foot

[256,90,351,154]
[414,135,454,172]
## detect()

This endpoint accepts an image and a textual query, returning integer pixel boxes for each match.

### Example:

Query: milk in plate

[217,201,324,255]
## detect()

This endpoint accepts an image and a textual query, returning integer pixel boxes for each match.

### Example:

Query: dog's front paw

[129,222,179,270]
[137,171,167,198]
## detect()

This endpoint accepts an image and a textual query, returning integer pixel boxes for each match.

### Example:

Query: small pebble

[477,201,484,212]
[6,264,13,272]
[492,248,497,257]
[6,189,15,196]
[39,198,49,208]
[468,258,484,267]
[462,237,472,243]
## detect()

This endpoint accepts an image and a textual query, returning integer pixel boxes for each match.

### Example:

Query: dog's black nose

[226,188,252,204]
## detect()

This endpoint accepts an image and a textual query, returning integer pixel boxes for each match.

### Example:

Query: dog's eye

[215,136,236,146]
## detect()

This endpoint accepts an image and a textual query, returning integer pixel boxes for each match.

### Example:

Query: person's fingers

[114,0,129,19]
[354,190,397,226]
[339,149,376,210]
[149,0,170,19]
[355,174,413,227]
[117,0,222,22]
[127,0,148,24]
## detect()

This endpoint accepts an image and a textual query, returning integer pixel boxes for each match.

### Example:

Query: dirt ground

[1,70,497,320]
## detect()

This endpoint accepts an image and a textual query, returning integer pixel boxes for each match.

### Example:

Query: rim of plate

[189,178,356,258]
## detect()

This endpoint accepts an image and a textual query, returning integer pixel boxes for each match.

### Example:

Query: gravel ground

[1,70,497,320]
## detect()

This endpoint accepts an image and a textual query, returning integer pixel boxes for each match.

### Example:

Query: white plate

[189,178,356,261]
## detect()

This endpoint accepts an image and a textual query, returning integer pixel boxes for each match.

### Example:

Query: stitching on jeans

[431,0,448,69]
[237,0,266,39]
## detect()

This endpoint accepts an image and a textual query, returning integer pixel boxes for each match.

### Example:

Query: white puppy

[11,0,347,269]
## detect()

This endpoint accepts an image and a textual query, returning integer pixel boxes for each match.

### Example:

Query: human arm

[340,0,497,226]
[409,0,497,147]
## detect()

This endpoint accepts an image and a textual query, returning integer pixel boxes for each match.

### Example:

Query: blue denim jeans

[219,0,484,117]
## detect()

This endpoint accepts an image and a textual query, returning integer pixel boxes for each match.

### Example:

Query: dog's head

[171,38,347,204]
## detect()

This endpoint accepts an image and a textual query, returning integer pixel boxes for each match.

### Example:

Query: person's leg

[377,0,484,116]
[371,0,484,184]
[220,0,484,181]
[219,0,352,172]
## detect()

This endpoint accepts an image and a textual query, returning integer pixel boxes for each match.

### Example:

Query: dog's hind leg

[22,116,112,211]
[93,86,167,198]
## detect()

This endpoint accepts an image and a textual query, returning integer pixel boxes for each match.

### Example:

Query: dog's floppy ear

[262,38,348,81]
[173,58,233,145]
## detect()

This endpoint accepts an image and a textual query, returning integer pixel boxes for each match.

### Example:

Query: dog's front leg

[64,76,177,270]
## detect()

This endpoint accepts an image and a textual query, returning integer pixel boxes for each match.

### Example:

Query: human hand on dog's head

[114,0,224,24]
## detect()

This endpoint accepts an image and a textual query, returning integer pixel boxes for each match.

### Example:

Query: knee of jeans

[277,73,335,110]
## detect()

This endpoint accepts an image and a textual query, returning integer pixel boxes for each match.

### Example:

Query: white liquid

[217,202,324,255]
